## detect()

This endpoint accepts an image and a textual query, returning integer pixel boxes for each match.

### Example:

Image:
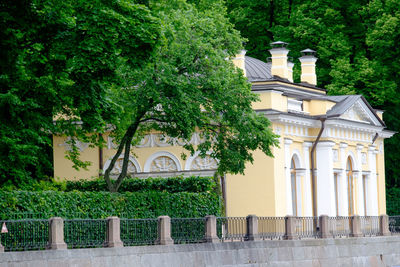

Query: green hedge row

[0,191,222,219]
[64,176,216,193]
[386,187,400,215]
[1,176,216,193]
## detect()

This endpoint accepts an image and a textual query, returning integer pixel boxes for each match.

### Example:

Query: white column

[303,142,313,216]
[368,145,378,216]
[339,143,348,216]
[356,144,365,216]
[316,141,336,216]
[296,169,306,216]
[284,138,293,215]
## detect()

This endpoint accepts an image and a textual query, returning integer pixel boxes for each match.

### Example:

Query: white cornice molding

[325,119,383,133]
[253,89,283,95]
[267,113,316,127]
[317,141,335,148]
[303,141,313,148]
[284,138,293,145]
[339,142,348,149]
[380,130,396,138]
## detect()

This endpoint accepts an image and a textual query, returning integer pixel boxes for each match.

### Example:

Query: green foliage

[0,190,222,218]
[386,187,400,215]
[98,0,278,191]
[1,0,279,192]
[64,176,216,193]
[226,0,400,188]
[0,0,160,185]
[0,176,216,193]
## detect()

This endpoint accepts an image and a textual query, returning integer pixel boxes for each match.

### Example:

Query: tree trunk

[103,110,146,192]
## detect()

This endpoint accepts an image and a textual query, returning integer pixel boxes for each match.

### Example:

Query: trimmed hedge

[0,176,217,193]
[64,176,216,193]
[0,191,222,219]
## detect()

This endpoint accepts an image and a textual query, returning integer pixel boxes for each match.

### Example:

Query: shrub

[0,176,216,193]
[64,176,216,193]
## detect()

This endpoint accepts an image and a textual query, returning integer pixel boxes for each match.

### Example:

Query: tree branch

[139,117,169,123]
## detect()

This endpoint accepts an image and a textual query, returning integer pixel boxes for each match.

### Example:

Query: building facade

[53,42,394,217]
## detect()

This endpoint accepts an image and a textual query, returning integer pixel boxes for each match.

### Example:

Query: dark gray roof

[325,95,361,117]
[324,95,385,126]
[245,56,272,82]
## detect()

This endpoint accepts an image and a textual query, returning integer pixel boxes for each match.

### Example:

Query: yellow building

[53,41,395,218]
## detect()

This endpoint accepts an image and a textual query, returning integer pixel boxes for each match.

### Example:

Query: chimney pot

[271,41,289,48]
[269,41,290,80]
[232,50,247,76]
[299,48,318,86]
[300,48,316,57]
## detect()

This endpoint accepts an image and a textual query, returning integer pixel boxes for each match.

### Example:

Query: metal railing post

[319,215,332,238]
[284,215,298,240]
[205,215,219,243]
[106,216,123,247]
[379,214,390,236]
[350,215,362,237]
[47,217,67,250]
[246,215,260,241]
[156,216,173,245]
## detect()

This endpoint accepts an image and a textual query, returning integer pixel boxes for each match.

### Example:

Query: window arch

[290,154,302,216]
[103,155,141,175]
[143,151,182,173]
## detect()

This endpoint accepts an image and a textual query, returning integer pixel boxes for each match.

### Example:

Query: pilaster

[368,145,378,216]
[303,142,313,216]
[339,143,349,216]
[284,138,293,215]
[356,145,365,216]
[316,141,336,216]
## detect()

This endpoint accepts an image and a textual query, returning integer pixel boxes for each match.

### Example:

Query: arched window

[346,157,355,216]
[290,157,297,216]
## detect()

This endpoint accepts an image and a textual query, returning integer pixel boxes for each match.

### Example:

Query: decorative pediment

[339,99,381,126]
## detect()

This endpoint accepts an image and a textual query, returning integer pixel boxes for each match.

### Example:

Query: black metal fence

[329,216,351,238]
[259,217,285,240]
[0,215,397,252]
[295,217,320,239]
[389,216,400,234]
[120,218,158,246]
[217,217,247,242]
[0,219,49,251]
[171,218,206,244]
[360,216,380,236]
[64,219,107,248]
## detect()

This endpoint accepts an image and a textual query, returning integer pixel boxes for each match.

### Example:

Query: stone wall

[1,236,400,267]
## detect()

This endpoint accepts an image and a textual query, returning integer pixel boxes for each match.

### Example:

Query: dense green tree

[1,0,279,192]
[226,0,400,187]
[103,0,279,191]
[0,0,160,185]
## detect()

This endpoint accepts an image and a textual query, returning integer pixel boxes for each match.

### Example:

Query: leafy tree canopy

[0,0,159,185]
[226,0,400,187]
[1,0,279,191]
[103,0,279,191]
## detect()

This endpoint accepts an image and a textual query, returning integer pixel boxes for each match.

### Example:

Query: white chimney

[269,41,290,80]
[232,50,247,76]
[299,49,317,86]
